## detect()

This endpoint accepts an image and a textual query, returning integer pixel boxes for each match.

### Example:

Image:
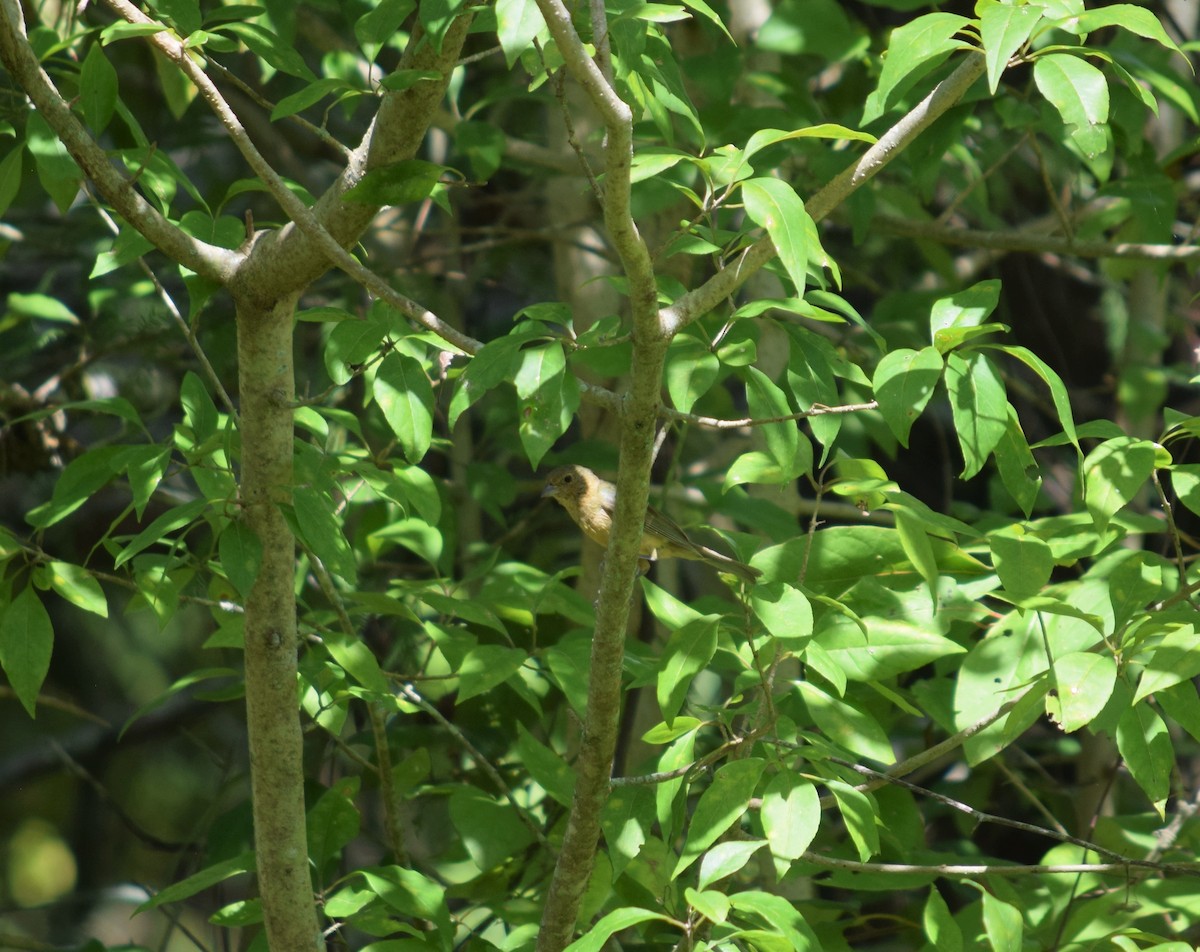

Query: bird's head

[541,464,595,511]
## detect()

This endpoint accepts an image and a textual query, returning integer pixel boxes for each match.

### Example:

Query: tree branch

[875,213,1200,261]
[0,0,238,282]
[659,53,988,338]
[532,3,665,949]
[801,853,1199,878]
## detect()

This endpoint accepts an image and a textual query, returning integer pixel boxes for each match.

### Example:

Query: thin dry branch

[802,853,1199,878]
[876,213,1200,261]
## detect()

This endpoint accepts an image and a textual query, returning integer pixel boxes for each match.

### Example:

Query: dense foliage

[2,1,1200,950]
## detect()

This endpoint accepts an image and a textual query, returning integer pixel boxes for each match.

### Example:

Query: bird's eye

[563,474,573,483]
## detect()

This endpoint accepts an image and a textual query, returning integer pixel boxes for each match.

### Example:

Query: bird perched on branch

[541,464,762,582]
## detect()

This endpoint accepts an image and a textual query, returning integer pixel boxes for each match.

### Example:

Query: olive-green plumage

[541,464,761,583]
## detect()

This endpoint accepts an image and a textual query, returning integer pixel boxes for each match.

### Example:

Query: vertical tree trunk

[236,292,320,952]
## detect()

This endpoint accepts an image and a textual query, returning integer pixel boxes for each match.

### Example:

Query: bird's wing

[643,505,698,551]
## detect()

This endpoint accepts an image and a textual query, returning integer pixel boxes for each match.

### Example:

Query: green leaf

[872,346,942,447]
[787,328,844,456]
[25,408,134,496]
[631,147,691,183]
[101,21,169,44]
[81,43,119,132]
[685,887,730,925]
[136,851,254,912]
[514,342,579,468]
[455,120,506,181]
[270,78,357,121]
[741,177,814,295]
[750,582,813,646]
[673,758,765,877]
[978,887,1023,952]
[458,644,526,702]
[219,520,262,597]
[796,681,893,762]
[360,865,452,939]
[121,667,238,738]
[642,578,706,629]
[726,450,788,489]
[0,587,54,718]
[697,839,767,891]
[422,591,506,633]
[324,630,388,693]
[120,444,171,519]
[761,771,819,862]
[355,0,416,54]
[657,616,719,726]
[1045,651,1116,733]
[113,499,207,569]
[0,146,23,219]
[307,778,361,870]
[1133,625,1200,705]
[944,352,1008,480]
[344,159,446,206]
[817,614,968,683]
[1157,682,1200,744]
[681,0,734,40]
[1117,702,1173,814]
[148,0,202,34]
[742,366,804,479]
[38,561,107,618]
[994,407,1042,515]
[929,279,1001,346]
[374,352,434,464]
[495,0,544,66]
[324,311,390,385]
[988,525,1053,600]
[7,291,79,324]
[293,486,358,585]
[1082,436,1157,532]
[980,1,1043,94]
[1033,53,1110,159]
[447,788,534,871]
[894,508,939,597]
[419,0,471,52]
[1169,463,1200,518]
[378,68,443,91]
[737,124,876,182]
[27,112,80,213]
[727,890,823,948]
[985,344,1079,453]
[220,21,316,79]
[601,784,655,878]
[564,909,678,952]
[1055,4,1183,56]
[827,779,879,861]
[924,887,963,952]
[181,370,220,440]
[516,724,576,807]
[864,13,970,123]
[665,335,718,413]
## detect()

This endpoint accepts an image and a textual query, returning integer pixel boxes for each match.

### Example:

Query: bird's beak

[540,484,556,499]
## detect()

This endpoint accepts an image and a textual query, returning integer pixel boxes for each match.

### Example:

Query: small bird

[541,464,762,582]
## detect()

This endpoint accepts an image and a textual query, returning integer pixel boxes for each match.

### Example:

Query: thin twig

[802,852,1198,878]
[828,758,1195,877]
[667,401,879,430]
[397,682,552,850]
[875,214,1200,262]
[83,186,239,418]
